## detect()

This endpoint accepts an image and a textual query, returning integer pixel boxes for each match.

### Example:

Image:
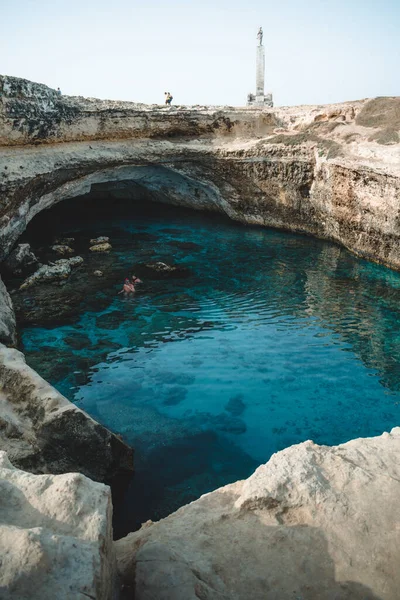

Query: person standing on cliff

[164,92,173,105]
[56,87,62,96]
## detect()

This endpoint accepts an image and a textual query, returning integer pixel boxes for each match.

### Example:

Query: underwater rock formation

[0,451,116,600]
[138,261,191,279]
[116,428,400,600]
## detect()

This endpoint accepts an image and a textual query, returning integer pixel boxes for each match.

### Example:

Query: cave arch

[1,154,255,262]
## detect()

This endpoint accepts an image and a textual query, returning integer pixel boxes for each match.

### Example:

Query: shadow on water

[112,430,258,538]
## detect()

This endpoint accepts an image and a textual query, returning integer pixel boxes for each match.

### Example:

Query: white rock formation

[116,428,400,600]
[89,242,112,252]
[20,256,83,289]
[0,451,116,600]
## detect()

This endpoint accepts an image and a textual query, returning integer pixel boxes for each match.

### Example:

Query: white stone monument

[247,27,273,107]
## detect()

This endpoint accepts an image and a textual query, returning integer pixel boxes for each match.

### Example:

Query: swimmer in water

[118,278,135,295]
[131,275,142,285]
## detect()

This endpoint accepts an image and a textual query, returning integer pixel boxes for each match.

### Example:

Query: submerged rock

[137,261,191,279]
[167,240,202,251]
[64,332,91,350]
[90,236,110,245]
[116,428,400,600]
[0,451,116,600]
[50,244,74,256]
[96,311,122,330]
[19,256,83,289]
[12,287,84,326]
[11,253,126,327]
[54,236,75,246]
[162,385,188,406]
[90,242,112,252]
[4,243,38,275]
[225,393,246,416]
[204,411,247,434]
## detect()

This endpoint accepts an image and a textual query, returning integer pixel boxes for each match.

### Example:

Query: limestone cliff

[115,428,400,600]
[1,76,399,271]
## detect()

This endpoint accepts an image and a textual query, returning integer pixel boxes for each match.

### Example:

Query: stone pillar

[256,44,265,100]
[246,27,273,107]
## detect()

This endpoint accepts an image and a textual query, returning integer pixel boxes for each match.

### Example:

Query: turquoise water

[19,199,400,536]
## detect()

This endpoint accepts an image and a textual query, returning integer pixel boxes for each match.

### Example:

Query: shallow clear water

[19,200,400,536]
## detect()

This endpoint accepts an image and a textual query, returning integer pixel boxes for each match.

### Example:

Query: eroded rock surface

[4,243,38,275]
[0,276,16,346]
[90,242,112,252]
[0,77,399,271]
[20,256,83,289]
[0,345,133,482]
[0,451,116,600]
[116,429,400,600]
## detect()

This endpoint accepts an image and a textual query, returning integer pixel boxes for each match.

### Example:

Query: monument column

[256,44,265,100]
[247,26,273,107]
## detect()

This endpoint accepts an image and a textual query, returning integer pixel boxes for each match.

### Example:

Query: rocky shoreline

[0,344,133,482]
[1,75,400,598]
[2,428,399,599]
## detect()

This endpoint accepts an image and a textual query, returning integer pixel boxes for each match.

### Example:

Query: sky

[1,0,399,107]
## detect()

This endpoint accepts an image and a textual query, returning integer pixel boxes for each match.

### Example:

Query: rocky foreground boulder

[116,428,400,600]
[0,451,115,600]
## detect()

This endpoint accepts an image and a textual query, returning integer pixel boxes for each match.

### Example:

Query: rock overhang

[2,76,400,270]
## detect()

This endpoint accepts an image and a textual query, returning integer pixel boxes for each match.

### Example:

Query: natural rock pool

[11,196,400,537]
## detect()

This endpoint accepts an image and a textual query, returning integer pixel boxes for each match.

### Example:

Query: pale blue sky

[1,0,399,106]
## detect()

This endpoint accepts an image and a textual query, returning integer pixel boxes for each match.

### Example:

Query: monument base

[247,93,273,108]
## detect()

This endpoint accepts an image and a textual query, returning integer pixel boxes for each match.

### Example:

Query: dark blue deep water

[17,199,400,536]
